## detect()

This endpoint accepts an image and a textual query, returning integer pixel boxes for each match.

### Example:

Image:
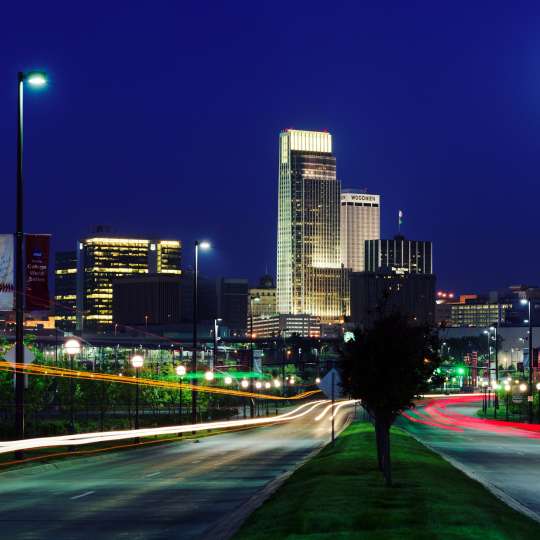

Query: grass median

[234,421,540,540]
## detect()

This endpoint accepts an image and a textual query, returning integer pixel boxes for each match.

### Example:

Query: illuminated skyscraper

[340,191,380,272]
[276,129,348,320]
[75,236,181,331]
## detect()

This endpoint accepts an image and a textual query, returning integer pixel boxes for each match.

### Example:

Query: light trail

[0,361,320,401]
[404,394,540,438]
[0,400,339,455]
[314,400,359,421]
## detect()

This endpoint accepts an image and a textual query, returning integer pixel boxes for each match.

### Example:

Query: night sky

[2,2,540,293]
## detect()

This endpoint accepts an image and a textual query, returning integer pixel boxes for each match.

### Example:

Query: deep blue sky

[2,1,540,293]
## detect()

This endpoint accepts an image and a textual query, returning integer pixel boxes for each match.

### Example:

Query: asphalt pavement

[399,397,540,521]
[0,401,354,540]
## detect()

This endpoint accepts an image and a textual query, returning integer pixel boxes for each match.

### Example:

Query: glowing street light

[224,376,233,385]
[273,379,281,388]
[175,364,186,425]
[26,71,47,87]
[64,339,81,356]
[176,365,186,377]
[315,377,321,384]
[63,338,81,435]
[241,379,249,389]
[130,355,144,437]
[204,371,214,382]
[264,382,271,389]
[519,383,527,393]
[255,381,262,390]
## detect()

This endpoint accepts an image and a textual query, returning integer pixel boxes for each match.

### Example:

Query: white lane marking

[146,472,161,478]
[191,460,201,464]
[70,491,95,500]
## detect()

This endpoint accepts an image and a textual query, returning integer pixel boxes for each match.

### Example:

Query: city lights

[204,371,215,382]
[224,376,233,385]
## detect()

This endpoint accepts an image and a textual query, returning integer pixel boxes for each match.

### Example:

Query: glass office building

[75,237,181,331]
[276,129,348,320]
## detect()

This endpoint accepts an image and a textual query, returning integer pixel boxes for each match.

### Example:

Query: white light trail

[0,400,337,455]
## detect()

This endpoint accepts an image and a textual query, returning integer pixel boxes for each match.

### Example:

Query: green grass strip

[234,422,540,540]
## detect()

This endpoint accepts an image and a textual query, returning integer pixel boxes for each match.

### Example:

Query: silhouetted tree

[341,313,441,486]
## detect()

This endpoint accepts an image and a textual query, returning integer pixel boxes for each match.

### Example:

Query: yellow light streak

[0,361,320,401]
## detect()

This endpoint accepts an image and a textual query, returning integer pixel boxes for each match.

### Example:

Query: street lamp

[315,377,321,384]
[212,318,222,371]
[248,295,261,417]
[224,375,233,385]
[241,379,249,389]
[176,364,186,424]
[64,338,81,434]
[192,240,211,425]
[131,354,144,439]
[14,70,48,454]
[204,370,214,382]
[520,297,534,422]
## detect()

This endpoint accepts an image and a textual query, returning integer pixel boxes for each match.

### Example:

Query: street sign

[319,368,343,399]
[5,346,35,365]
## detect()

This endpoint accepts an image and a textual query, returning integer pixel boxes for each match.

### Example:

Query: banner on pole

[0,234,14,311]
[25,234,51,311]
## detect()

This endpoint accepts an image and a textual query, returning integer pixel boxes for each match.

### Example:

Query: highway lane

[399,396,540,521]
[0,400,354,540]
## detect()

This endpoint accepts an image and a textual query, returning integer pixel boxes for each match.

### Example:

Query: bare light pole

[14,70,47,457]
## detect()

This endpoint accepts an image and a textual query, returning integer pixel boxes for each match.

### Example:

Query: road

[399,395,540,521]
[0,400,354,540]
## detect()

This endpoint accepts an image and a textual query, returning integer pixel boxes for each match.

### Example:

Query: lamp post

[504,383,511,420]
[176,364,186,423]
[212,318,222,370]
[64,338,81,434]
[192,240,211,425]
[249,295,260,417]
[131,354,144,442]
[14,70,47,454]
[520,298,534,422]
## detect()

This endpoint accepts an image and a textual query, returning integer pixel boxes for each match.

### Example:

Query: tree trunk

[374,418,384,471]
[382,423,392,487]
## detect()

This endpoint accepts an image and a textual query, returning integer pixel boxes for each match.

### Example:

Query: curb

[403,428,540,525]
[201,412,355,540]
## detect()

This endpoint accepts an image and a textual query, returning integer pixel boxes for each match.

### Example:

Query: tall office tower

[365,235,433,274]
[75,237,181,331]
[276,129,348,320]
[340,191,380,272]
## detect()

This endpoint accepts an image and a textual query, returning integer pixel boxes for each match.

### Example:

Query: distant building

[349,271,436,328]
[251,313,320,338]
[179,270,218,324]
[112,274,182,327]
[54,250,77,331]
[75,236,181,331]
[248,275,277,319]
[218,278,249,336]
[340,191,380,272]
[365,235,432,275]
[276,129,348,320]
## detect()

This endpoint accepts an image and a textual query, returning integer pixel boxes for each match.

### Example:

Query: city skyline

[4,3,540,293]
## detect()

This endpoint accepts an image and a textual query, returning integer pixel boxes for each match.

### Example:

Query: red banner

[25,234,51,311]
